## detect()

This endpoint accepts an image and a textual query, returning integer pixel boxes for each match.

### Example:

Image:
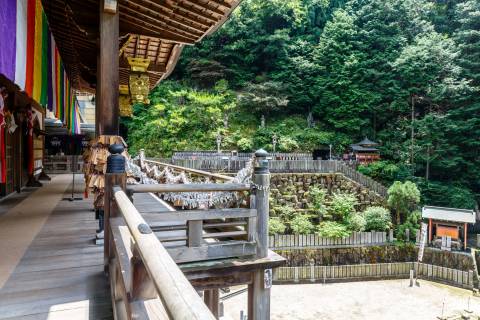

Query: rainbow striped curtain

[0,0,81,135]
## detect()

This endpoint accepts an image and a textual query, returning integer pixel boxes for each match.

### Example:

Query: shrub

[328,192,358,221]
[387,181,420,224]
[317,221,351,239]
[363,206,392,231]
[236,137,253,152]
[308,186,328,217]
[290,214,315,234]
[348,213,366,232]
[269,217,286,235]
[396,210,421,241]
[275,205,296,221]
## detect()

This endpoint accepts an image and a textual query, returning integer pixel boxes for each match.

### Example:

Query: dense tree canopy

[126,0,479,208]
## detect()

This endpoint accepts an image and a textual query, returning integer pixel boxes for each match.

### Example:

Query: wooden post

[464,223,467,251]
[104,143,126,273]
[248,149,271,320]
[188,220,203,247]
[98,0,119,135]
[428,218,432,243]
[104,172,126,271]
[254,149,270,258]
[204,289,220,319]
[131,246,156,301]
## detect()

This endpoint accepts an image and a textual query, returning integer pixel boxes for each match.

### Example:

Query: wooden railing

[126,183,258,263]
[168,159,388,197]
[104,149,274,319]
[269,231,392,249]
[171,151,312,160]
[105,185,216,319]
[273,263,475,289]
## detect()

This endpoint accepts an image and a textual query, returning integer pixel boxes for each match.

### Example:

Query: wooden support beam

[204,289,220,319]
[248,270,271,320]
[99,0,119,135]
[464,223,467,251]
[141,208,256,222]
[119,57,167,73]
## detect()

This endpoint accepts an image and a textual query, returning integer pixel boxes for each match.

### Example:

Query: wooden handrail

[144,158,233,181]
[112,186,216,320]
[127,183,250,193]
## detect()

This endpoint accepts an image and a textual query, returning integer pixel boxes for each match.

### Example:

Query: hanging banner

[417,222,428,262]
[0,0,80,135]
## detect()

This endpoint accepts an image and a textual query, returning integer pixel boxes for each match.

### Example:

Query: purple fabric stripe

[0,0,17,81]
[47,29,53,111]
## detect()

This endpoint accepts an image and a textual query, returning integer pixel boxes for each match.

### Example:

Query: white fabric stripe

[51,34,57,112]
[14,0,28,90]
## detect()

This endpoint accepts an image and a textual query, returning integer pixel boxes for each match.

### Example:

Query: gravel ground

[222,279,480,320]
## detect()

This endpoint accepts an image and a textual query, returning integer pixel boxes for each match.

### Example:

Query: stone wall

[269,173,385,214]
[276,245,476,271]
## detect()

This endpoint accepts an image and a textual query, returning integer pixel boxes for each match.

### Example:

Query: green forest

[125,0,479,209]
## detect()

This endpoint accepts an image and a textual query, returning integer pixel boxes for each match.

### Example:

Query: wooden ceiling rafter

[119,5,204,40]
[179,0,224,17]
[120,1,208,35]
[119,20,196,46]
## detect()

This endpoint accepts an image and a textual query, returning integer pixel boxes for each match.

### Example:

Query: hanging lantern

[127,57,150,105]
[119,85,132,117]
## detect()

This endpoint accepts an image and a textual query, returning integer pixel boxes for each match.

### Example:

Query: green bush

[396,210,421,241]
[275,205,296,221]
[348,213,366,232]
[308,186,328,217]
[317,221,351,239]
[290,214,315,234]
[328,192,358,221]
[363,206,392,231]
[357,161,411,185]
[387,181,420,224]
[236,137,253,152]
[415,179,477,209]
[269,217,286,235]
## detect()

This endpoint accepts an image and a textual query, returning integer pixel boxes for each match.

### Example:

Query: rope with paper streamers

[126,156,254,209]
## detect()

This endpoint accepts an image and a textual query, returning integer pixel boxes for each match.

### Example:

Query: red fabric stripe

[24,0,36,96]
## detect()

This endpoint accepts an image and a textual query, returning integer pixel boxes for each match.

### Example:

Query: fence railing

[167,159,388,197]
[273,263,474,289]
[269,231,391,249]
[172,151,312,160]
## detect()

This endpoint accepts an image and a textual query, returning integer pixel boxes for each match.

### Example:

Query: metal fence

[273,262,475,289]
[269,231,390,249]
[166,159,388,197]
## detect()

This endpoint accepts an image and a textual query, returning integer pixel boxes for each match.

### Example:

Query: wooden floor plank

[0,175,112,319]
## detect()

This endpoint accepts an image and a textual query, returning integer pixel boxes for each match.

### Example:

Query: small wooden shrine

[422,206,476,251]
[350,137,380,164]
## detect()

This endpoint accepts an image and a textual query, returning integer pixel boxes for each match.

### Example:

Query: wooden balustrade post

[131,246,157,301]
[249,149,271,320]
[188,220,203,247]
[104,144,127,274]
[204,289,220,319]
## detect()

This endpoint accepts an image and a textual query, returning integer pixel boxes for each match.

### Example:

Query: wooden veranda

[0,2,287,319]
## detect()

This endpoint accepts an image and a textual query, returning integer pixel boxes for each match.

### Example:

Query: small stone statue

[260,115,265,128]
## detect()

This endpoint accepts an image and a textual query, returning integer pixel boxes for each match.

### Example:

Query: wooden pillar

[464,223,467,251]
[95,54,101,135]
[203,289,220,319]
[98,0,119,135]
[248,149,271,320]
[428,218,432,243]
